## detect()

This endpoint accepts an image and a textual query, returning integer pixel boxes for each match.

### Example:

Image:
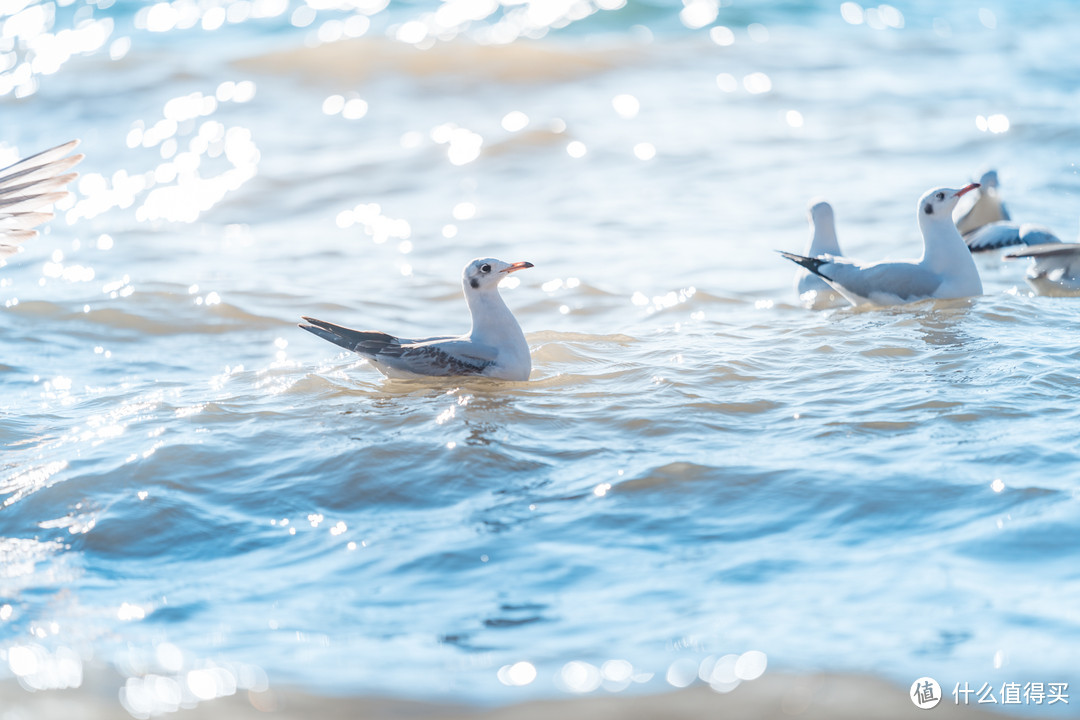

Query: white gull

[793,199,846,309]
[300,257,534,380]
[779,184,983,307]
[0,140,83,260]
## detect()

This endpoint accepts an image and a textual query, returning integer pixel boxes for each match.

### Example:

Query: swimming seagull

[1004,243,1080,296]
[778,184,983,307]
[300,258,535,380]
[793,199,846,309]
[0,140,83,260]
[956,169,1062,252]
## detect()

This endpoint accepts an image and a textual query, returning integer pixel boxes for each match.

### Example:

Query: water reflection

[66,80,260,225]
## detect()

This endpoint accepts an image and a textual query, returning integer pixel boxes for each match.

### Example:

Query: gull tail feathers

[778,250,832,279]
[299,316,397,356]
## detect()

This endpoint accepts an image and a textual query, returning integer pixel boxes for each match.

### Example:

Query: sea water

[2,0,1079,715]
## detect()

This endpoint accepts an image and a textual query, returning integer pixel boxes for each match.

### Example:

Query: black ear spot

[924,203,933,215]
[469,278,480,289]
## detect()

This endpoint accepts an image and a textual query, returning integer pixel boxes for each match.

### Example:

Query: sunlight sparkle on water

[840,2,863,24]
[7,644,82,690]
[679,0,717,30]
[698,653,739,691]
[501,110,529,132]
[743,72,771,94]
[709,25,734,45]
[633,142,655,161]
[716,73,737,93]
[342,98,368,119]
[452,202,477,220]
[601,659,632,683]
[75,84,259,224]
[497,661,537,686]
[612,93,639,119]
[566,140,587,158]
[976,114,1009,134]
[322,94,345,115]
[337,203,411,243]
[558,661,601,693]
[665,658,698,688]
[117,602,147,621]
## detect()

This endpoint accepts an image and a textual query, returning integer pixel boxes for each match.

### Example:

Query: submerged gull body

[0,140,82,260]
[957,169,1061,252]
[793,200,846,309]
[301,257,534,380]
[779,184,983,307]
[1005,243,1080,296]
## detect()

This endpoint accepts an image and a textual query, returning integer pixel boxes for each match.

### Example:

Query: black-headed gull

[793,200,846,309]
[0,140,82,260]
[956,169,1062,252]
[301,258,534,380]
[779,184,983,307]
[1004,243,1080,296]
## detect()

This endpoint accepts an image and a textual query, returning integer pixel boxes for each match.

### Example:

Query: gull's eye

[480,263,491,273]
[936,192,945,201]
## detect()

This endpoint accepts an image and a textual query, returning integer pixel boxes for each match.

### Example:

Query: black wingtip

[777,250,831,278]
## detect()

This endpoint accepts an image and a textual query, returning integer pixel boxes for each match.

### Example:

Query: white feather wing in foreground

[0,140,83,258]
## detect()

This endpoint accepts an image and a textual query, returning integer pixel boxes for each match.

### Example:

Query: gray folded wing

[820,259,943,304]
[300,316,496,377]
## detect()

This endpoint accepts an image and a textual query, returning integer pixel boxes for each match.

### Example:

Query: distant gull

[1005,243,1080,296]
[955,170,1008,236]
[956,169,1062,252]
[301,258,534,380]
[779,184,983,306]
[793,199,846,309]
[0,140,83,259]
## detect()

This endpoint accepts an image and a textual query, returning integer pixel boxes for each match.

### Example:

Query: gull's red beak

[500,261,534,274]
[954,183,980,198]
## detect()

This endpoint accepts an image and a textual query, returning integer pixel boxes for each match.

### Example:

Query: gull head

[919,184,980,223]
[463,257,534,292]
[807,199,834,225]
[977,169,999,190]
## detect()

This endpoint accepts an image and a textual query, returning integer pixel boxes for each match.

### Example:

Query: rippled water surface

[3,0,1080,714]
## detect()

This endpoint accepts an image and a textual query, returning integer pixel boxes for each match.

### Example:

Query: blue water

[2,0,1080,715]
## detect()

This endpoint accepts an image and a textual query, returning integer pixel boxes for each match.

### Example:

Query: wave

[234,36,640,85]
